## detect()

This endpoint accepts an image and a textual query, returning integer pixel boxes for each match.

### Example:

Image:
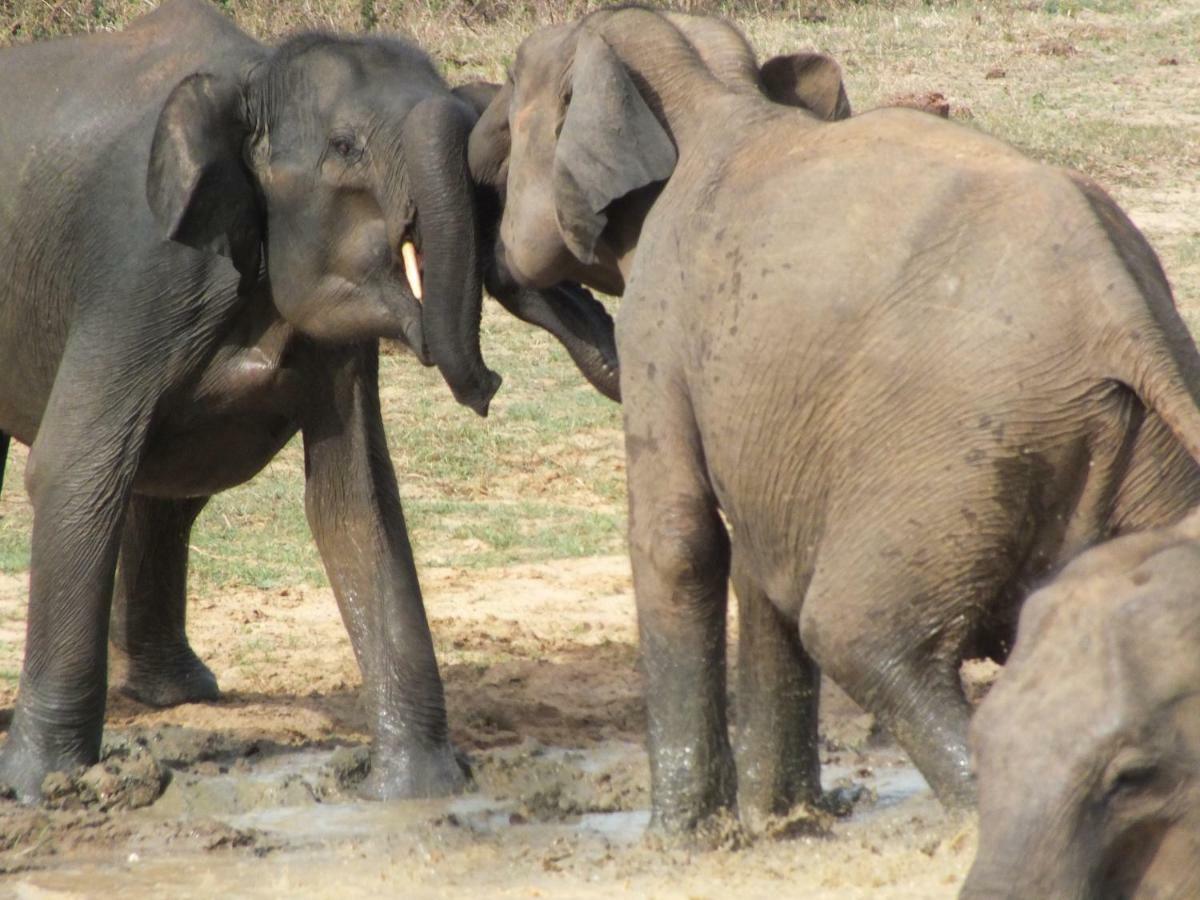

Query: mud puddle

[1,558,975,895]
[3,733,957,899]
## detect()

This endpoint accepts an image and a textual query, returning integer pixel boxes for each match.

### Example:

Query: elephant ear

[553,31,677,265]
[147,72,262,278]
[452,81,501,118]
[760,52,852,121]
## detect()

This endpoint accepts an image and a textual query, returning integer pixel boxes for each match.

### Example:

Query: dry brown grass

[2,0,880,47]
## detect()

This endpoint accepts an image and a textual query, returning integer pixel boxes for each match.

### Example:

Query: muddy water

[3,733,970,899]
[0,561,976,896]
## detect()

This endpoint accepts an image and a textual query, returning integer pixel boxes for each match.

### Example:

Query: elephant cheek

[499,212,566,289]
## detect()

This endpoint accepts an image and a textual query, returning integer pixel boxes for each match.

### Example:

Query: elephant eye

[1102,753,1161,804]
[329,133,361,161]
[554,93,570,139]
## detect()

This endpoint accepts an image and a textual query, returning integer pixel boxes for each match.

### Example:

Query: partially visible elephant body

[0,0,619,801]
[966,512,1200,899]
[0,3,258,431]
[626,105,1200,816]
[0,0,468,802]
[478,8,1200,832]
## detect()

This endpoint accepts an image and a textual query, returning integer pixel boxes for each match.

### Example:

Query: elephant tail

[0,431,8,497]
[1128,346,1200,471]
[1070,173,1200,468]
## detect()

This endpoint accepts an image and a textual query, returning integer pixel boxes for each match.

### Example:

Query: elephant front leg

[301,345,464,799]
[0,391,151,800]
[109,495,218,708]
[732,556,822,831]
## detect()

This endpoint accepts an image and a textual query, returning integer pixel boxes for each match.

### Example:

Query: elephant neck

[590,10,737,148]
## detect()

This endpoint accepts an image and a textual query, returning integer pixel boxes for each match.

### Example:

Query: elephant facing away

[965,512,1200,900]
[469,6,1200,833]
[0,0,617,801]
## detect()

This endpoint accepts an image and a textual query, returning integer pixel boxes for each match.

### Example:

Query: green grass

[0,310,626,590]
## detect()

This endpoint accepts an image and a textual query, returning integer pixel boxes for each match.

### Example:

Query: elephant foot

[644,807,747,851]
[738,783,870,840]
[110,644,220,708]
[0,718,97,804]
[646,771,737,839]
[357,742,471,800]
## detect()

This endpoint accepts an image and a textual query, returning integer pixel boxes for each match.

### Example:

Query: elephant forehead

[977,592,1121,757]
[514,24,575,84]
[265,37,439,121]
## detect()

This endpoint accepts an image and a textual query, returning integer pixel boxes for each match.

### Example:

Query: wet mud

[0,559,979,897]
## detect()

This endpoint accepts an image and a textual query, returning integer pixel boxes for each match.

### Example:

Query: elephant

[965,511,1200,899]
[0,0,617,802]
[468,6,1200,833]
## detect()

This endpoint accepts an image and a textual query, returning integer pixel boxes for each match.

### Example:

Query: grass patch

[0,308,626,589]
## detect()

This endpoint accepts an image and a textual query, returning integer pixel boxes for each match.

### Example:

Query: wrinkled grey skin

[470,6,1200,833]
[0,0,616,802]
[966,511,1200,899]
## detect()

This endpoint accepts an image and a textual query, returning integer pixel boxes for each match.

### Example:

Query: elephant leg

[626,394,734,834]
[109,494,218,708]
[0,431,8,496]
[0,349,154,800]
[732,554,821,830]
[301,344,464,799]
[799,538,976,809]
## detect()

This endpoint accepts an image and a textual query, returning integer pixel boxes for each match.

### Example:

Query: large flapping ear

[147,72,262,278]
[553,30,677,265]
[760,52,852,121]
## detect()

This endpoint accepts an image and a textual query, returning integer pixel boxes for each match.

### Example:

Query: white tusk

[401,240,423,303]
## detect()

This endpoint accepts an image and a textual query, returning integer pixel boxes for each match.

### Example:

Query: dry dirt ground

[2,0,1199,896]
[0,563,977,899]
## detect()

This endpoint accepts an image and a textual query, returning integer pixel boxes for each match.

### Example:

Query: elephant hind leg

[109,494,218,708]
[798,537,981,809]
[626,397,735,834]
[732,555,821,830]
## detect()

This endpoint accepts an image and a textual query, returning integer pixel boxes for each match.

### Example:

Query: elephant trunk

[487,269,621,402]
[401,96,500,417]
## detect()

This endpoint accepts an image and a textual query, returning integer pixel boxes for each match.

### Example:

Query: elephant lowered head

[453,81,621,402]
[466,12,851,301]
[147,32,501,415]
[965,511,1200,899]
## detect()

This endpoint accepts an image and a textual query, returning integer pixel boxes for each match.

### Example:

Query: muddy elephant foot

[644,808,747,852]
[646,751,738,838]
[110,644,220,708]
[0,716,97,804]
[357,742,471,800]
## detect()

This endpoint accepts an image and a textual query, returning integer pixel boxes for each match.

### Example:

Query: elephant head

[964,517,1200,899]
[147,33,499,415]
[453,82,620,402]
[467,9,850,298]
